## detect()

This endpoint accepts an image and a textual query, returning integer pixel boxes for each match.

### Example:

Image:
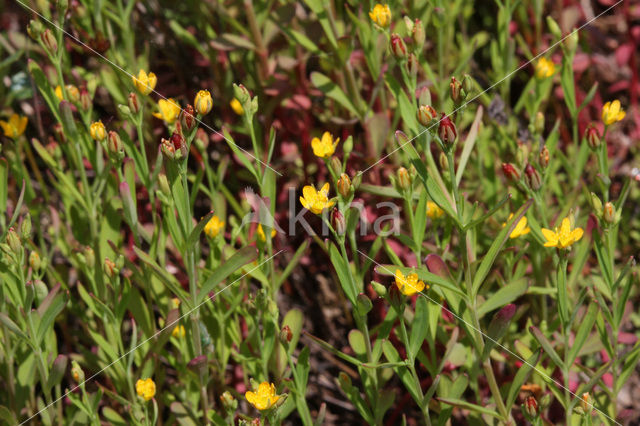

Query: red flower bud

[585,123,601,150]
[502,163,520,182]
[331,208,346,235]
[438,114,457,146]
[524,396,538,417]
[390,34,408,59]
[128,92,140,115]
[416,105,437,126]
[181,104,197,132]
[450,77,463,103]
[524,163,542,191]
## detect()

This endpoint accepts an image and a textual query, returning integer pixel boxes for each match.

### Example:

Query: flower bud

[220,391,236,410]
[181,104,197,132]
[27,20,44,40]
[590,192,603,216]
[79,88,91,112]
[603,202,615,224]
[371,280,387,298]
[330,156,342,176]
[7,228,21,254]
[65,85,80,104]
[21,213,32,240]
[90,121,107,141]
[194,90,213,115]
[127,92,140,115]
[337,173,352,198]
[29,251,41,271]
[397,167,411,191]
[233,83,251,105]
[546,16,562,39]
[502,163,520,182]
[534,111,545,135]
[158,173,171,197]
[580,392,591,413]
[524,163,542,191]
[585,123,601,150]
[71,361,85,383]
[438,115,457,146]
[104,257,118,278]
[84,246,95,269]
[331,208,346,235]
[450,77,463,104]
[390,34,408,59]
[439,151,448,170]
[107,131,123,156]
[523,396,539,418]
[280,325,293,344]
[516,142,529,167]
[416,105,437,126]
[462,74,473,95]
[407,53,418,76]
[40,29,58,54]
[564,29,578,53]
[412,19,425,50]
[539,146,549,169]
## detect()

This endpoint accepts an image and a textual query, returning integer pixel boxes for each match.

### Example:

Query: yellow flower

[194,90,213,115]
[0,113,28,139]
[541,217,584,249]
[535,57,555,79]
[153,98,181,124]
[135,378,156,401]
[502,213,531,239]
[204,215,225,238]
[171,297,180,309]
[132,69,157,95]
[245,381,280,411]
[369,4,391,28]
[299,183,335,214]
[55,84,80,102]
[426,201,444,220]
[311,131,339,158]
[602,100,625,126]
[171,324,185,338]
[394,269,426,296]
[257,224,276,242]
[230,98,244,115]
[89,120,107,141]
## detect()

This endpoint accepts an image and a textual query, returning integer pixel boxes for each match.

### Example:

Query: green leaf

[409,296,429,359]
[505,349,541,411]
[455,106,483,186]
[132,246,190,308]
[478,278,528,318]
[471,199,532,297]
[567,302,598,366]
[310,72,359,117]
[36,291,67,345]
[382,340,422,404]
[186,212,214,250]
[0,158,7,214]
[0,313,27,340]
[328,242,357,304]
[102,407,127,426]
[530,326,564,369]
[197,247,258,304]
[437,397,501,419]
[348,330,367,358]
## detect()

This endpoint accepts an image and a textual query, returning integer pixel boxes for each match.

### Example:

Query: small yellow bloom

[0,113,28,139]
[171,324,185,338]
[311,131,339,158]
[502,213,531,239]
[194,90,213,115]
[426,201,444,220]
[602,100,625,126]
[230,98,244,115]
[257,224,276,242]
[535,57,555,79]
[369,4,391,28]
[55,84,80,102]
[299,183,335,214]
[153,98,181,124]
[204,215,225,238]
[89,120,107,141]
[135,378,156,401]
[394,269,426,296]
[245,381,280,411]
[541,217,584,249]
[132,69,157,95]
[171,297,180,309]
